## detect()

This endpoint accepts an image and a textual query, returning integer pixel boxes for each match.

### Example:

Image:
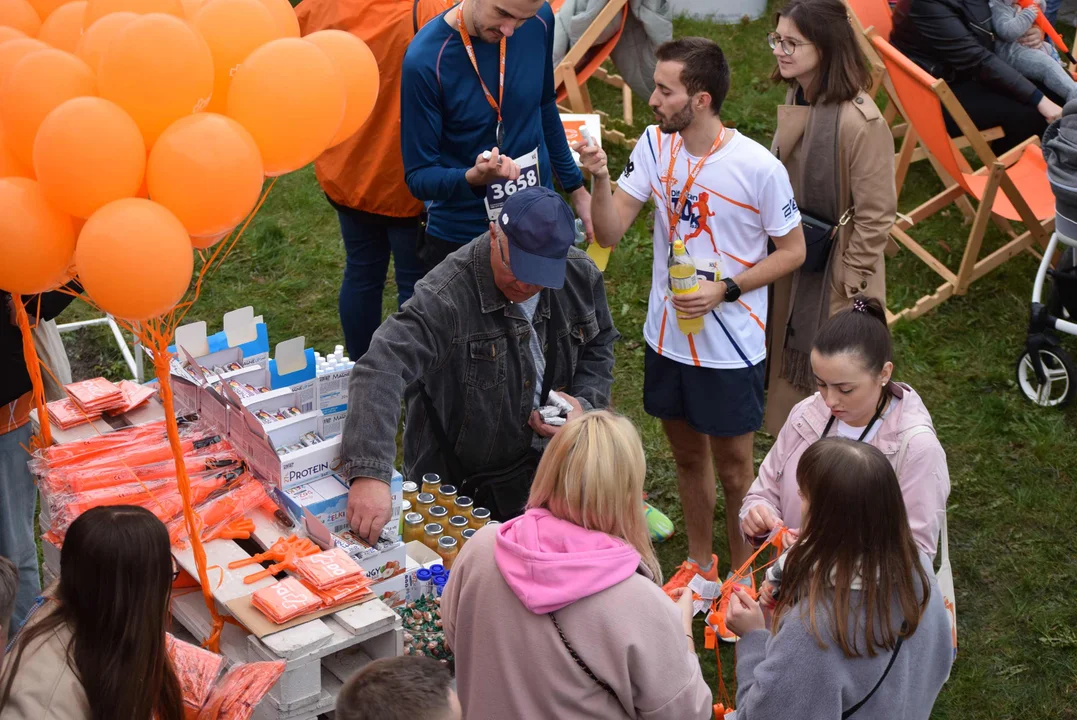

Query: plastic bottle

[669,239,704,335]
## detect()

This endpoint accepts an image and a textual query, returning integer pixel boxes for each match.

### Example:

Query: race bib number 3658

[485,148,540,222]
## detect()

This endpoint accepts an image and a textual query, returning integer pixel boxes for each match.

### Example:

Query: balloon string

[14,299,52,449]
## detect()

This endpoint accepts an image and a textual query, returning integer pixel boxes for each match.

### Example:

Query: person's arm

[989,0,1039,42]
[739,419,796,541]
[341,283,454,540]
[835,119,896,298]
[733,603,846,720]
[906,0,1042,105]
[567,263,619,411]
[577,135,649,248]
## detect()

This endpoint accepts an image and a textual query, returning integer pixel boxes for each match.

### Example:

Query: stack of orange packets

[106,380,157,416]
[251,577,322,624]
[65,377,125,414]
[294,548,372,607]
[46,398,102,429]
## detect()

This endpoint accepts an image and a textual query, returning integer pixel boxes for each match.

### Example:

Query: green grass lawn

[60,4,1077,717]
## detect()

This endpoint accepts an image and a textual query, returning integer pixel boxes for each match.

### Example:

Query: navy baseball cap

[497,186,576,289]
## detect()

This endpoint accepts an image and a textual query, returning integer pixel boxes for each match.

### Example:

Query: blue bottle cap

[416,568,432,581]
[432,575,447,587]
[429,564,445,575]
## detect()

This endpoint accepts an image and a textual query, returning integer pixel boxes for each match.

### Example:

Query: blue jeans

[1046,0,1061,24]
[0,424,40,630]
[337,211,426,359]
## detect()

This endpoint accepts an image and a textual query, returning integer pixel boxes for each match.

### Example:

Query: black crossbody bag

[418,294,560,521]
[800,206,854,273]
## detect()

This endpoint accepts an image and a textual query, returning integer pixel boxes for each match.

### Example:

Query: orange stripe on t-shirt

[738,299,766,331]
[686,333,702,367]
[722,251,757,269]
[656,128,663,157]
[694,182,760,214]
[657,304,668,355]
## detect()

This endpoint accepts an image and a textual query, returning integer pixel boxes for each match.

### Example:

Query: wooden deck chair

[552,0,633,145]
[873,35,1054,325]
[844,0,1002,226]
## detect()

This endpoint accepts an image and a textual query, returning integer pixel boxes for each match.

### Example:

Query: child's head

[775,438,930,657]
[335,656,460,720]
[0,556,17,657]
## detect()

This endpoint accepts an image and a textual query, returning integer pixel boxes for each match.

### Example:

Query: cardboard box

[277,475,351,534]
[318,406,348,439]
[230,410,342,490]
[170,307,270,368]
[316,365,351,413]
[268,337,317,413]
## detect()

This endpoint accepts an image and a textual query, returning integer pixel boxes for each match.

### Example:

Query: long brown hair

[773,438,930,657]
[772,0,872,104]
[0,506,183,720]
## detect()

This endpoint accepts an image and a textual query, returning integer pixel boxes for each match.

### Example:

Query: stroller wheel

[1016,347,1077,407]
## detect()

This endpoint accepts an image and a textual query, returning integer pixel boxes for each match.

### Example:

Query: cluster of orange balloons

[0,0,379,320]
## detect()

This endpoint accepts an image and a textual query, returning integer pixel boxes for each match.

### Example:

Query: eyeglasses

[172,558,181,583]
[767,32,813,56]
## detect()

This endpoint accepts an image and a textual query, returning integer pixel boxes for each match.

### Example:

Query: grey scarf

[780,101,842,393]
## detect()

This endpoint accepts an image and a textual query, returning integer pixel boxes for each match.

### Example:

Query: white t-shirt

[830,397,897,443]
[617,126,801,369]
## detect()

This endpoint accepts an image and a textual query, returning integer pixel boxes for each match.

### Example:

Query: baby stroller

[1019,112,1077,407]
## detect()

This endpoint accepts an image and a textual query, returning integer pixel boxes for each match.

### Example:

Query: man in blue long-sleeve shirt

[401,0,591,270]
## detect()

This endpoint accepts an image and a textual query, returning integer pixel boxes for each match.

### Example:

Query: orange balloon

[36,2,86,53]
[304,30,379,148]
[1,49,96,168]
[0,0,40,37]
[76,198,193,320]
[75,11,136,72]
[0,123,33,177]
[192,0,277,114]
[227,38,344,176]
[148,113,264,237]
[191,228,227,249]
[34,96,145,217]
[0,37,47,85]
[82,0,181,28]
[179,0,201,18]
[0,177,76,294]
[253,0,297,39]
[28,0,68,21]
[97,13,213,147]
[0,25,26,42]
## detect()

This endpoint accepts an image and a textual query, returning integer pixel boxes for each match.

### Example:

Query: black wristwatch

[722,277,742,303]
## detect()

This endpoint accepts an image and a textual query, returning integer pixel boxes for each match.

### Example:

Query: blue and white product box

[318,406,349,439]
[387,469,403,539]
[229,409,342,490]
[269,337,317,413]
[316,365,351,413]
[277,474,351,535]
[169,306,269,370]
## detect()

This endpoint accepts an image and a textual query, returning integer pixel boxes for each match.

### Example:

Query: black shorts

[643,345,765,437]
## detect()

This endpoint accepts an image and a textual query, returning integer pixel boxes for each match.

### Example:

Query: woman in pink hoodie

[441,411,713,720]
[740,296,950,558]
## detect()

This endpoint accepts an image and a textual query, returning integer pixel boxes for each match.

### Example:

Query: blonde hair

[527,411,661,582]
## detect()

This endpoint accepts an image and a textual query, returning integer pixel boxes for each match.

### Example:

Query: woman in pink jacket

[442,411,713,720]
[741,296,950,557]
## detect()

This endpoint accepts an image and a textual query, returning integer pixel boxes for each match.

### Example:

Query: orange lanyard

[457,2,505,137]
[664,125,726,246]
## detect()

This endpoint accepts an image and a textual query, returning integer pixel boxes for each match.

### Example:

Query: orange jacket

[296,0,456,217]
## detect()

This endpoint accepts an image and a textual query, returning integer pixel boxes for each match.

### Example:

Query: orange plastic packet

[168,476,272,545]
[197,660,286,720]
[309,575,373,607]
[166,633,225,715]
[46,398,102,429]
[65,377,124,412]
[105,379,158,416]
[251,577,322,624]
[293,548,365,590]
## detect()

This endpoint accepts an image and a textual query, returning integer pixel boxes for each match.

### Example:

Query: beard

[655,101,694,134]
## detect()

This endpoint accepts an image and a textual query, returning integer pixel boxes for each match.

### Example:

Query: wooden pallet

[170,507,403,719]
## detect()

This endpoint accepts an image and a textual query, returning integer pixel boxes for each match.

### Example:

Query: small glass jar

[454,496,474,515]
[416,492,436,522]
[402,512,425,544]
[470,507,491,529]
[429,505,449,525]
[423,523,444,553]
[401,499,412,516]
[402,480,419,506]
[485,521,501,528]
[437,484,458,505]
[448,515,469,542]
[461,528,476,545]
[421,473,441,495]
[437,536,459,568]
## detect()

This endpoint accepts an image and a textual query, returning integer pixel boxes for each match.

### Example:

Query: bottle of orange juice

[669,240,704,335]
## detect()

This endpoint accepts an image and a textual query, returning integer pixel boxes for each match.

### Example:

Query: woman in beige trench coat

[764,0,897,435]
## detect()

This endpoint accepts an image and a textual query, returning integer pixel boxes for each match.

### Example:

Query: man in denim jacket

[342,188,618,541]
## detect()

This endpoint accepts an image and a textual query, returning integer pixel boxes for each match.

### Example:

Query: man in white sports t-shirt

[580,37,805,636]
